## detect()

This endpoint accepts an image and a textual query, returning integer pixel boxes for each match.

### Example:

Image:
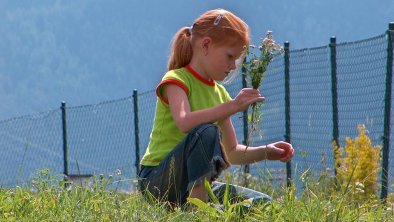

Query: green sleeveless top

[140,65,232,166]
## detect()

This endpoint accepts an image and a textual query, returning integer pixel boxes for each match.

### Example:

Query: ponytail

[167,27,193,70]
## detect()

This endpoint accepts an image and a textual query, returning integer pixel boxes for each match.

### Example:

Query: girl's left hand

[265,141,294,162]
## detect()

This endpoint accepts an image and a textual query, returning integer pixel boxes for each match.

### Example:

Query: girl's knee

[194,123,219,141]
[191,123,221,159]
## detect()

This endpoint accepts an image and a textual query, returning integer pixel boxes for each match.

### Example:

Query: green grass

[1,169,393,222]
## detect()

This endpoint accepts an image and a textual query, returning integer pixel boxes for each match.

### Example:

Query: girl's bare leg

[189,183,208,202]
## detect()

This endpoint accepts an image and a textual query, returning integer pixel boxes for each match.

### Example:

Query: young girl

[138,8,294,207]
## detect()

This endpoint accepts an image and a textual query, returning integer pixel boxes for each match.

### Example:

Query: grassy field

[1,169,393,221]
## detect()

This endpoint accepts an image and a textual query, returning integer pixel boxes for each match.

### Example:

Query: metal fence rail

[1,23,393,197]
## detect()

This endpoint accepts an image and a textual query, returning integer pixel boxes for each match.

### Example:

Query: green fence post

[241,58,250,176]
[330,36,340,177]
[133,90,141,174]
[284,41,292,187]
[61,101,69,179]
[381,22,394,200]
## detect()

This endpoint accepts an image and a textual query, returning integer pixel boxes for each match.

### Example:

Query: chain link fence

[1,24,393,196]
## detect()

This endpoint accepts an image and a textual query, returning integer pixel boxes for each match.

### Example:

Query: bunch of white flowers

[242,31,284,146]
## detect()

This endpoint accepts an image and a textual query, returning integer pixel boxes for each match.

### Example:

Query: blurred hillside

[0,0,393,120]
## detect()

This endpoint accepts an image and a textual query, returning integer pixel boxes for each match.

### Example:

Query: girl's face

[204,42,245,81]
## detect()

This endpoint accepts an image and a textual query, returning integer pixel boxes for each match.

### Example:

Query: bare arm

[163,83,294,164]
[218,117,294,164]
[163,84,263,133]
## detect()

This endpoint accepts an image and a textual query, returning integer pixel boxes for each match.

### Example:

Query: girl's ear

[201,37,212,55]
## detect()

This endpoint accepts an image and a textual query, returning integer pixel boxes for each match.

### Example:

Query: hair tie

[187,25,193,35]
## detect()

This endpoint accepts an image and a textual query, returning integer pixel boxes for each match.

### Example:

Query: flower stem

[245,102,261,153]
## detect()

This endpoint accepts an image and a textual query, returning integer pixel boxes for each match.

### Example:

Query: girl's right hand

[232,88,265,112]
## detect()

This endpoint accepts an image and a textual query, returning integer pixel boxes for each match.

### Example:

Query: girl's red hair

[167,9,250,71]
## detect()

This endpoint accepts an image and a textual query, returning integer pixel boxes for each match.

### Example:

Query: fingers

[240,88,262,96]
[251,96,265,104]
[261,141,294,162]
[269,141,294,162]
[235,88,265,111]
[277,142,294,162]
[280,152,293,162]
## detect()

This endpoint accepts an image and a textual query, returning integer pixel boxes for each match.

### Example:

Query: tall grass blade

[204,179,219,204]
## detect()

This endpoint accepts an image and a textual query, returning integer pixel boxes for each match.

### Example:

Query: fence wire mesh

[287,46,334,186]
[336,34,387,145]
[137,90,157,165]
[65,97,136,190]
[0,29,393,195]
[0,110,62,187]
[389,29,394,192]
